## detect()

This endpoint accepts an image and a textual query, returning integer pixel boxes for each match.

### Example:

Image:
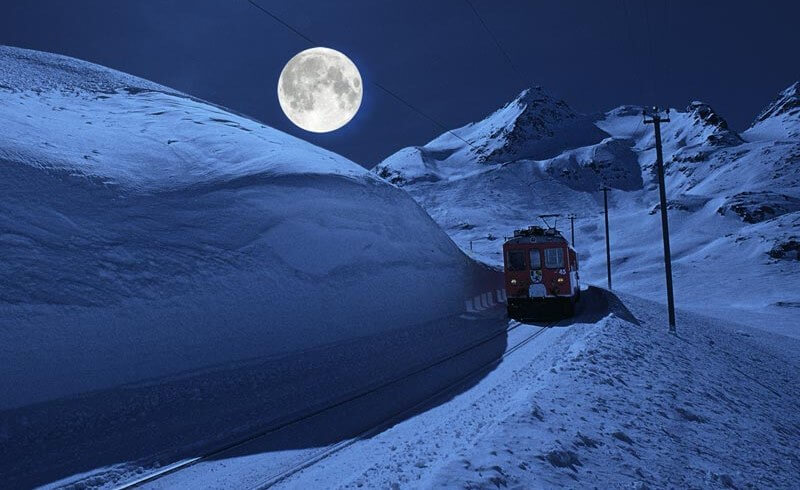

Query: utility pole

[602,187,611,290]
[568,214,577,247]
[644,106,676,333]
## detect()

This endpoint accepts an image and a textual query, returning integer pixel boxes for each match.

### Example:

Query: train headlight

[511,279,517,285]
[557,277,565,283]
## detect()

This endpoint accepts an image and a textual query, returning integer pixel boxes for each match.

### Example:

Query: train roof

[504,225,570,246]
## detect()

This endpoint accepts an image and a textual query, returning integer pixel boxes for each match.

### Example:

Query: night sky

[2,0,798,167]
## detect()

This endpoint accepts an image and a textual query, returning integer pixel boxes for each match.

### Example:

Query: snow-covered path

[112,288,614,489]
[137,315,569,489]
[4,301,505,488]
[3,47,798,489]
[153,289,799,490]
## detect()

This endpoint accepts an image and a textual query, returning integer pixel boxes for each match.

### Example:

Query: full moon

[277,47,363,133]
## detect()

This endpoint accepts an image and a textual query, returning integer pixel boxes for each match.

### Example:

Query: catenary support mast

[602,187,611,290]
[644,107,676,332]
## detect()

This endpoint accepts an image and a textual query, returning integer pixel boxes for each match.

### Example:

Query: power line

[662,0,674,103]
[247,0,315,44]
[245,0,478,150]
[619,0,646,103]
[641,0,659,101]
[370,80,475,149]
[463,0,526,86]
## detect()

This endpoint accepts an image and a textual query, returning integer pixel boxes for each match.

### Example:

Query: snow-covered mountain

[375,83,800,334]
[747,81,800,140]
[376,86,608,185]
[0,46,494,410]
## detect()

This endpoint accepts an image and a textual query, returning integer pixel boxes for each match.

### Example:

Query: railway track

[117,318,555,489]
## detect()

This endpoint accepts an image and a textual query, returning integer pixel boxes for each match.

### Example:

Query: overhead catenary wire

[662,0,674,107]
[641,0,660,102]
[245,0,478,150]
[618,0,650,140]
[463,0,526,87]
[619,0,646,104]
[247,0,315,44]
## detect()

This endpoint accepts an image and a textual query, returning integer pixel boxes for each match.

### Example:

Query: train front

[502,226,579,318]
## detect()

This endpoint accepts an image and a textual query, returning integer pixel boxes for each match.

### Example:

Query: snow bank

[425,294,800,489]
[0,46,495,409]
[272,291,800,489]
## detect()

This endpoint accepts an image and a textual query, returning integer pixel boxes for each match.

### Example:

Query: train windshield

[507,250,526,271]
[529,249,541,269]
[544,247,564,269]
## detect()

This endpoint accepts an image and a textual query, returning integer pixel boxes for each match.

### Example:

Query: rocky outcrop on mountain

[746,82,800,140]
[685,101,743,146]
[717,191,800,223]
[374,82,800,312]
[755,82,799,122]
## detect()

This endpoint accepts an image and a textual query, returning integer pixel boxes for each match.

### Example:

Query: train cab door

[569,249,580,298]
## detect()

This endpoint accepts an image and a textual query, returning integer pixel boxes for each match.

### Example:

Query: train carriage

[503,225,580,318]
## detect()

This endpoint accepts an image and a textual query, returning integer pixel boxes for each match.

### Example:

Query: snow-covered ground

[375,84,800,338]
[3,45,798,489]
[130,290,800,489]
[0,45,499,411]
[0,46,501,487]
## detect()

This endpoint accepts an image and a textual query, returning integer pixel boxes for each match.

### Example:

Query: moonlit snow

[1,46,799,490]
[0,46,491,412]
[375,84,800,337]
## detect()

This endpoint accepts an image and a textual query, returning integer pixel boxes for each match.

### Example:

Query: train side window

[544,248,564,269]
[507,250,526,271]
[529,249,541,269]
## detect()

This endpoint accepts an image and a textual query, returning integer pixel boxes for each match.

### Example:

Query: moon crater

[278,47,363,133]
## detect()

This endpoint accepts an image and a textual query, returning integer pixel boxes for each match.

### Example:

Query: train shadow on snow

[1,286,633,488]
[517,285,640,327]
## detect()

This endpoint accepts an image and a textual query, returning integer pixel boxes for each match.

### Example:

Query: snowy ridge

[0,46,366,191]
[376,83,800,335]
[0,46,495,411]
[374,87,607,185]
[424,296,800,489]
[450,86,605,164]
[0,45,175,96]
[747,81,800,140]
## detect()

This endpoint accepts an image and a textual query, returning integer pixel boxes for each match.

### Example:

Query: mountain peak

[508,86,574,122]
[682,101,741,146]
[745,81,800,140]
[687,101,731,131]
[755,81,800,123]
[467,86,604,164]
[513,85,559,105]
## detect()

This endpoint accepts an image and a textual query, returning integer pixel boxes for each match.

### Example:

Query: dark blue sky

[1,1,798,167]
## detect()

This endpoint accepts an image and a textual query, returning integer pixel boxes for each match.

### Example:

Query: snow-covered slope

[191,291,800,490]
[375,85,800,335]
[0,46,493,410]
[746,81,800,140]
[376,87,608,186]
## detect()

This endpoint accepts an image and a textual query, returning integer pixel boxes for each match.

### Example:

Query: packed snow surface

[132,290,800,489]
[375,84,800,337]
[3,46,798,490]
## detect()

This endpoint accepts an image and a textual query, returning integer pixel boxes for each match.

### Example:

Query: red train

[503,225,580,318]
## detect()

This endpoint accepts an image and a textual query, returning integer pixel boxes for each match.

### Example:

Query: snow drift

[0,46,493,410]
[376,84,800,336]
